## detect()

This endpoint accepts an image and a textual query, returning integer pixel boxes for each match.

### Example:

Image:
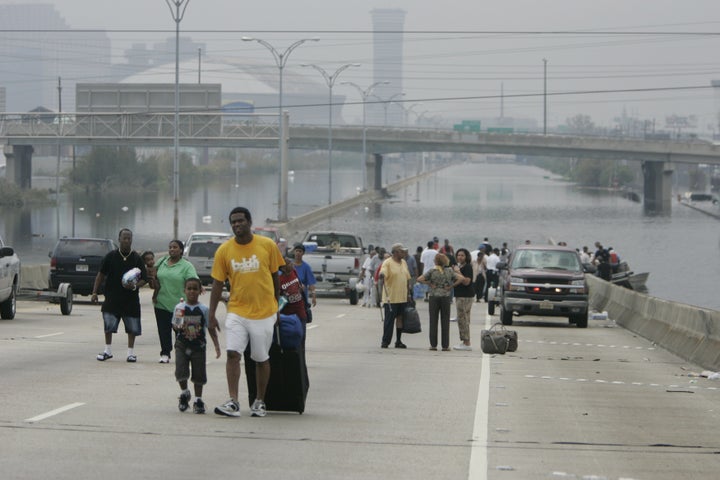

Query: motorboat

[610,261,649,293]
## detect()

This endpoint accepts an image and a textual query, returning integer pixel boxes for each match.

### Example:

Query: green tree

[69,146,139,190]
[565,114,596,135]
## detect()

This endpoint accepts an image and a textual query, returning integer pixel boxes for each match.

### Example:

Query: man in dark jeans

[378,243,411,349]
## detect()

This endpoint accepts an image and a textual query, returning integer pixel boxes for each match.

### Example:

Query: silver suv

[498,244,590,328]
[184,239,226,285]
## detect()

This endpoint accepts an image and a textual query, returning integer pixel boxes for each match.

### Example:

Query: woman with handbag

[417,253,455,351]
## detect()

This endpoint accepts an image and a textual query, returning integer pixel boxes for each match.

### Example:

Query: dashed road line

[521,339,655,351]
[35,332,64,338]
[24,402,85,423]
[524,374,719,392]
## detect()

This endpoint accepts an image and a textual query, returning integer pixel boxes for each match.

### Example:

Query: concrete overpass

[3,111,720,213]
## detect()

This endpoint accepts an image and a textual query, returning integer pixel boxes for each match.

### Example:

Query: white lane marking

[35,332,64,338]
[336,314,346,318]
[524,375,720,392]
[522,339,655,351]
[307,325,319,330]
[24,402,85,423]
[468,315,491,480]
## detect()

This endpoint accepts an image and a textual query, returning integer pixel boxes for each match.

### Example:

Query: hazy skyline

[2,0,720,131]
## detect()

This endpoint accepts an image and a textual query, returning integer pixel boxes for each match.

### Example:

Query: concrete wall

[587,275,720,371]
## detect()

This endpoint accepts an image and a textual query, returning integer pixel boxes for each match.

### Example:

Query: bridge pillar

[642,160,673,215]
[372,153,383,191]
[3,145,33,189]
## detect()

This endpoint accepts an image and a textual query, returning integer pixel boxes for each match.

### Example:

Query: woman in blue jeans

[417,253,455,351]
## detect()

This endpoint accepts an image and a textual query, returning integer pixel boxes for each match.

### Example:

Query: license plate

[204,261,213,268]
[76,264,89,272]
[539,300,553,310]
[324,273,335,280]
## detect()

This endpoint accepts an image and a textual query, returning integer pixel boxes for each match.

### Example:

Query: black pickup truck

[497,244,591,328]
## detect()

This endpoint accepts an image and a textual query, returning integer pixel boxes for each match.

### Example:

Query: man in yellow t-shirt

[208,207,284,418]
[379,243,411,349]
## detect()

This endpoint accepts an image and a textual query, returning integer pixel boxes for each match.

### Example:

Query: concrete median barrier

[588,275,720,371]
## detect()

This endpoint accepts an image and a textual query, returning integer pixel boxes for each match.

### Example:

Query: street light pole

[302,63,360,205]
[543,58,548,136]
[165,0,189,240]
[372,92,405,126]
[242,36,319,221]
[342,81,389,192]
[402,103,422,126]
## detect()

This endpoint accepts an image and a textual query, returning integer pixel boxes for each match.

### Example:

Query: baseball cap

[293,243,305,252]
[391,242,408,252]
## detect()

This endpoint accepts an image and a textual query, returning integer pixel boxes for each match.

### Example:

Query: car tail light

[50,256,57,271]
[354,258,360,269]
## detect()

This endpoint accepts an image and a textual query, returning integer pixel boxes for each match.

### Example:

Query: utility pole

[56,76,62,238]
[543,58,548,135]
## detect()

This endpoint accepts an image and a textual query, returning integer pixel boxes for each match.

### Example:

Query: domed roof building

[119,58,344,125]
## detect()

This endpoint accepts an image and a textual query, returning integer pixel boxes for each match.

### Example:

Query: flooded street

[3,161,719,309]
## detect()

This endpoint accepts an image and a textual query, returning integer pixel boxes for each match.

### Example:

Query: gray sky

[5,0,720,130]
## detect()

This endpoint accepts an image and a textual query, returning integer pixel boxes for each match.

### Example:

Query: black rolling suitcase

[244,340,309,414]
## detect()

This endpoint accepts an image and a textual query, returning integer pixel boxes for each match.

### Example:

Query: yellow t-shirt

[379,257,410,304]
[211,235,284,319]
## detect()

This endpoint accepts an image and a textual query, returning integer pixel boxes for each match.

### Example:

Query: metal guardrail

[0,112,279,140]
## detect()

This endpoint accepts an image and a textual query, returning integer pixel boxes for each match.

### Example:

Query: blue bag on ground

[413,282,428,299]
[273,313,303,349]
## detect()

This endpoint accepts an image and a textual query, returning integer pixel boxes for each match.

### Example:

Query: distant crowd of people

[359,236,513,352]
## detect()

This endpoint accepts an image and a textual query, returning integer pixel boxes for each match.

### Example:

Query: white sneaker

[214,399,241,417]
[453,344,472,351]
[250,399,267,417]
[159,355,170,364]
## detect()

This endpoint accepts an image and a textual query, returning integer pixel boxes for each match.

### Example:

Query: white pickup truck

[300,231,366,305]
[0,235,21,319]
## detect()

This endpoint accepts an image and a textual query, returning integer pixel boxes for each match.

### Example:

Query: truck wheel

[0,282,17,319]
[488,301,495,316]
[500,306,513,326]
[60,285,73,315]
[349,289,358,305]
[571,312,588,328]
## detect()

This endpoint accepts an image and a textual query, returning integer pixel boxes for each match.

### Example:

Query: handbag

[401,305,422,334]
[480,322,518,354]
[272,314,304,349]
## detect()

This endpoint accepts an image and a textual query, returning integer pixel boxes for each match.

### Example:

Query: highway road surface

[1,290,718,480]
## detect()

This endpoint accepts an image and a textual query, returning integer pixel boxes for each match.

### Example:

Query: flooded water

[3,161,719,310]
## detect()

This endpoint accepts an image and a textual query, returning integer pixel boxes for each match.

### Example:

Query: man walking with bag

[378,243,411,349]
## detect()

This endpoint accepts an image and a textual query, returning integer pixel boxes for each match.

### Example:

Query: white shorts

[224,313,275,362]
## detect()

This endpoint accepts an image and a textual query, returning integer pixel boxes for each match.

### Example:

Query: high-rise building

[0,4,111,112]
[369,8,406,126]
[712,80,720,137]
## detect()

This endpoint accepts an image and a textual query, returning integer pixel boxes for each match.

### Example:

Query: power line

[1,29,720,36]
